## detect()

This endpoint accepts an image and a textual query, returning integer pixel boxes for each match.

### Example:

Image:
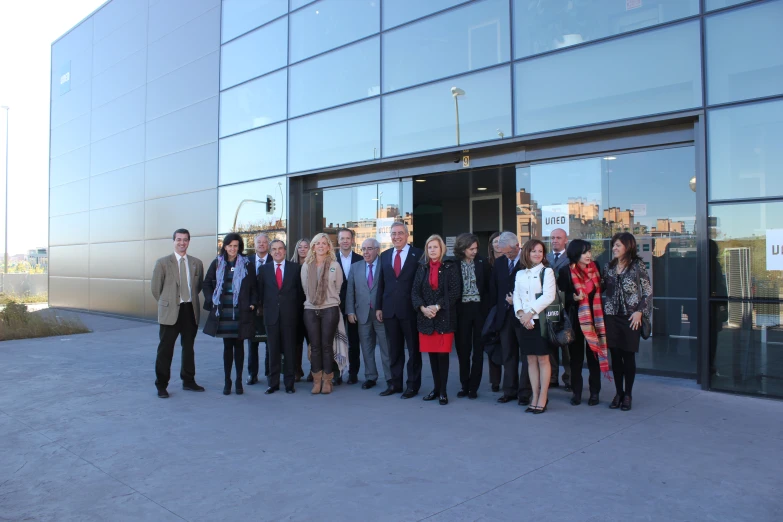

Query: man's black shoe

[246,375,258,385]
[491,384,500,393]
[347,375,359,385]
[265,386,280,395]
[361,380,376,390]
[285,387,295,394]
[401,388,417,399]
[468,390,478,399]
[157,389,169,398]
[182,382,205,392]
[457,389,469,398]
[497,395,517,404]
[517,396,531,406]
[379,385,399,396]
[333,376,343,386]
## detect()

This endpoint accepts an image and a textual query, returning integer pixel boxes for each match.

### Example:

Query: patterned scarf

[570,262,611,379]
[211,254,248,319]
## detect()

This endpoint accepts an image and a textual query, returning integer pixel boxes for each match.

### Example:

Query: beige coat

[151,253,204,325]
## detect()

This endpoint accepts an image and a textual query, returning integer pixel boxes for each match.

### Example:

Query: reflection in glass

[221,0,288,43]
[383,0,470,30]
[514,22,702,136]
[289,0,379,63]
[706,0,755,11]
[383,66,511,157]
[219,70,287,137]
[709,201,783,299]
[513,0,698,59]
[290,0,317,10]
[706,0,783,105]
[383,0,510,92]
[289,37,380,118]
[708,100,783,201]
[219,122,287,186]
[218,176,288,237]
[220,17,288,90]
[289,98,380,172]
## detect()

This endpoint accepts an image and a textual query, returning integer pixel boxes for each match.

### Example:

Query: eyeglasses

[361,247,378,252]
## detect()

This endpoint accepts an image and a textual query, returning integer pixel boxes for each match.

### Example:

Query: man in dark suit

[546,228,571,391]
[336,228,363,385]
[246,233,272,385]
[375,221,424,399]
[257,240,305,394]
[489,231,532,405]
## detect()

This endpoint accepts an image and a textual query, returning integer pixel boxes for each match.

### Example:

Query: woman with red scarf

[557,239,611,407]
[412,235,460,405]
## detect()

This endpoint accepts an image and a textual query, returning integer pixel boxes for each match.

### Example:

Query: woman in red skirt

[412,235,461,405]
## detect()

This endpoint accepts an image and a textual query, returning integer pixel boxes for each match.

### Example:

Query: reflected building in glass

[49,0,783,398]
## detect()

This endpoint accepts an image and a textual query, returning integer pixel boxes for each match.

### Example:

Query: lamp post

[2,105,8,276]
[451,87,465,146]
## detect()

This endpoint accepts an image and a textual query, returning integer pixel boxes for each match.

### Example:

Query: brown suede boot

[311,371,323,394]
[321,373,334,394]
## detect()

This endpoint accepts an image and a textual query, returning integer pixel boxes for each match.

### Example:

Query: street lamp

[2,105,8,276]
[451,87,465,146]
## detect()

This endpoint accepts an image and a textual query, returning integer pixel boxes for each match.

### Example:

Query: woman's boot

[310,371,323,394]
[223,378,232,395]
[321,373,334,394]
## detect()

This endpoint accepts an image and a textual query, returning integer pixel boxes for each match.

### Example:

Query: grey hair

[255,233,270,242]
[497,231,519,248]
[390,221,409,234]
[362,238,380,249]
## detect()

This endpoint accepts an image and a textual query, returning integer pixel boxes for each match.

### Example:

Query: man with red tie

[257,240,305,394]
[375,222,425,398]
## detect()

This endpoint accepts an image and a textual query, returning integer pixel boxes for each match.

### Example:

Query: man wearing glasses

[346,238,390,390]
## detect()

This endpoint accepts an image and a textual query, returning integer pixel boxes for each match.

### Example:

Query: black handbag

[536,268,574,347]
[634,266,652,340]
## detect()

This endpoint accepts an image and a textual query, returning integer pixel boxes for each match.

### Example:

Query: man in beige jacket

[151,229,205,398]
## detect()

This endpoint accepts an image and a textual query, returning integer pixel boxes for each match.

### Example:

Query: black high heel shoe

[223,379,232,396]
[533,399,549,414]
[525,397,539,413]
[439,395,448,405]
[609,394,623,409]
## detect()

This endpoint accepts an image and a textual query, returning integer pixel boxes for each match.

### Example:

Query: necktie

[508,258,514,275]
[276,263,283,290]
[554,253,560,262]
[367,263,374,288]
[394,249,402,277]
[179,257,189,302]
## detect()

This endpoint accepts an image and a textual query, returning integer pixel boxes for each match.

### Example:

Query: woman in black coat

[203,233,258,396]
[411,234,460,405]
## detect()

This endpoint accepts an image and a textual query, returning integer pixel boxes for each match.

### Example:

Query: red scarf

[571,262,611,379]
[428,260,441,290]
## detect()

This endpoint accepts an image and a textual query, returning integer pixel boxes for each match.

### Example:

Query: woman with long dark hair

[558,239,611,406]
[203,233,257,395]
[602,232,653,411]
[487,232,501,269]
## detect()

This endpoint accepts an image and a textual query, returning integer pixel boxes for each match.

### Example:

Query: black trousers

[346,317,361,377]
[384,315,422,392]
[499,316,532,399]
[568,327,601,398]
[290,319,308,378]
[155,303,197,389]
[610,347,636,397]
[267,321,297,389]
[456,302,484,392]
[223,338,244,381]
[303,307,340,374]
[247,340,270,379]
[489,359,502,387]
[428,352,450,396]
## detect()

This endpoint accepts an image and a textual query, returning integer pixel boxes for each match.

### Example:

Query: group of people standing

[152,223,652,413]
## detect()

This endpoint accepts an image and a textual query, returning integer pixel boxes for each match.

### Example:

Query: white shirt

[513,263,556,322]
[174,252,191,304]
[390,244,411,269]
[340,251,354,277]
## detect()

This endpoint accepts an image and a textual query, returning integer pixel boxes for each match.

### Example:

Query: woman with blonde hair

[411,235,460,405]
[300,233,344,394]
[289,238,310,264]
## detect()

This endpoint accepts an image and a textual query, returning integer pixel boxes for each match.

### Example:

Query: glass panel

[513,0,698,59]
[220,17,288,90]
[289,0,380,63]
[383,0,510,92]
[711,298,783,397]
[706,0,755,11]
[706,0,783,105]
[222,0,288,43]
[709,201,783,299]
[383,66,511,157]
[514,21,702,136]
[288,98,380,172]
[708,100,783,201]
[219,122,287,185]
[218,176,288,238]
[219,70,287,137]
[289,37,380,118]
[290,0,317,10]
[383,0,470,30]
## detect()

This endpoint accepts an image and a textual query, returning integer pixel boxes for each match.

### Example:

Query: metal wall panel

[144,235,217,276]
[146,6,220,81]
[49,245,90,278]
[50,113,90,159]
[89,278,146,317]
[89,241,145,279]
[90,202,145,244]
[51,44,93,95]
[50,145,90,188]
[91,49,147,109]
[49,212,90,247]
[146,51,219,121]
[145,142,217,201]
[49,277,90,310]
[148,0,219,43]
[93,0,149,43]
[53,18,93,64]
[143,282,158,320]
[90,86,146,142]
[144,189,217,240]
[145,96,218,160]
[50,178,89,217]
[51,83,92,130]
[92,12,148,76]
[89,164,145,210]
[90,124,145,177]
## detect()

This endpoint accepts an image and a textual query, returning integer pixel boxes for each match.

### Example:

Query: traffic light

[266,195,276,214]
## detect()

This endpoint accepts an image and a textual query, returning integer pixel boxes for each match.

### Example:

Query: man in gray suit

[151,229,205,398]
[346,238,390,390]
[547,227,571,391]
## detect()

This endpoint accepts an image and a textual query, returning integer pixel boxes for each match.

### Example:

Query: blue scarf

[211,254,248,319]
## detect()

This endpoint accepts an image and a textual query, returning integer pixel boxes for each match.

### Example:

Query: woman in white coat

[513,239,557,414]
